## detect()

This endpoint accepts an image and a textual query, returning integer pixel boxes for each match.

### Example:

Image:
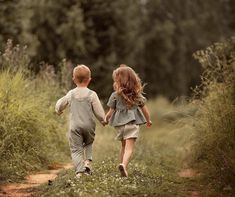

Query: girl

[105,65,152,177]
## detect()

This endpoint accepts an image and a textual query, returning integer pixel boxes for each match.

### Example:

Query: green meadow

[0,33,234,197]
[34,98,200,197]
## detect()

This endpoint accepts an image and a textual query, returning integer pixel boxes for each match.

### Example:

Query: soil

[0,163,73,197]
[0,166,201,197]
[178,168,200,197]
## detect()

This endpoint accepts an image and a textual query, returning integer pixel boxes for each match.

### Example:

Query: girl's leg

[122,138,136,168]
[120,140,126,163]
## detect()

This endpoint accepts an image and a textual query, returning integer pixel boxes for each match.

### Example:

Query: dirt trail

[178,168,199,178]
[178,168,200,197]
[0,163,73,197]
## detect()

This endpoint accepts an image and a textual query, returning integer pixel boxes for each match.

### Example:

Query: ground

[1,118,201,197]
[1,100,233,197]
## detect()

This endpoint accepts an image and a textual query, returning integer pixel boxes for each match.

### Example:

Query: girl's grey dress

[107,92,146,127]
[107,92,146,141]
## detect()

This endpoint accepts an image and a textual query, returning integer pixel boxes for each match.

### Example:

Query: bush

[0,41,69,182]
[192,37,235,189]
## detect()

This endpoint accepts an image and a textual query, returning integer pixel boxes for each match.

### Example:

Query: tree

[137,0,232,99]
[21,0,85,69]
[0,0,22,47]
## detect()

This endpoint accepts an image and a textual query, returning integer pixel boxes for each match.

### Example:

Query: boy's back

[70,87,95,132]
[56,87,105,132]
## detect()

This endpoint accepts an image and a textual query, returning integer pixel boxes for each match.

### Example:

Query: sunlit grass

[35,99,198,197]
[192,38,235,191]
[0,70,69,182]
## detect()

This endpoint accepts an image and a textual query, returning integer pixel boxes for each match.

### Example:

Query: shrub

[0,41,69,182]
[192,37,235,189]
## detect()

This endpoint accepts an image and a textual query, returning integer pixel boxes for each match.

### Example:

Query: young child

[55,64,105,178]
[105,65,152,177]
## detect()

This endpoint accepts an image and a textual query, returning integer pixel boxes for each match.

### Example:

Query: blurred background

[0,0,234,99]
[0,1,234,196]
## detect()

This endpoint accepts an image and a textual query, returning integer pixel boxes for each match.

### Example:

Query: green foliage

[138,0,233,98]
[1,0,234,99]
[0,39,29,74]
[0,0,22,45]
[21,0,85,66]
[0,42,69,182]
[192,38,235,189]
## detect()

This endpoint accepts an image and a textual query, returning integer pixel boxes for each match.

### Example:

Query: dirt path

[178,168,200,197]
[0,163,73,197]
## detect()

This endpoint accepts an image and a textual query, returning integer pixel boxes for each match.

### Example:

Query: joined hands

[146,120,152,128]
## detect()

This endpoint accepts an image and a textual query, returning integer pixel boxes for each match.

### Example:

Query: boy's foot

[84,166,92,175]
[76,172,83,178]
[118,164,128,177]
[84,163,92,175]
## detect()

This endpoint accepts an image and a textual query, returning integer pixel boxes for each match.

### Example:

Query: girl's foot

[118,164,128,177]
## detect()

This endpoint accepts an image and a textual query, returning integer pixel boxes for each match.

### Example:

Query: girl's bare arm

[140,105,152,127]
[105,108,115,123]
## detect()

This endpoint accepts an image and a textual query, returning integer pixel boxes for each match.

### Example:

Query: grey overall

[68,91,96,173]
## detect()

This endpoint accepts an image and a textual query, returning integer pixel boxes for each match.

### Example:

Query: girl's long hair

[113,65,144,107]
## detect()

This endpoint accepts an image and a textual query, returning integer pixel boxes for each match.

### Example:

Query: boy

[55,64,105,177]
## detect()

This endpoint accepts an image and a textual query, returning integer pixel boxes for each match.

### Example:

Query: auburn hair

[113,65,144,107]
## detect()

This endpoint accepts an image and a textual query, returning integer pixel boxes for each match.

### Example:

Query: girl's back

[107,92,146,127]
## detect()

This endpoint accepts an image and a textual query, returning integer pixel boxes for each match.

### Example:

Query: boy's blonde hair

[73,64,91,83]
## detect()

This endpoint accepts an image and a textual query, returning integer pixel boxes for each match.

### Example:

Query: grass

[1,39,234,196]
[0,41,71,182]
[0,70,70,182]
[191,37,235,191]
[35,95,235,196]
[35,99,200,197]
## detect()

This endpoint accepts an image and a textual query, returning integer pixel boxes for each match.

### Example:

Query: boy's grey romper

[55,87,105,174]
[69,91,95,173]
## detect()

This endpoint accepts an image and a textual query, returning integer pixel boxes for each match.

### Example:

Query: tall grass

[0,41,69,182]
[192,38,235,189]
[36,98,197,197]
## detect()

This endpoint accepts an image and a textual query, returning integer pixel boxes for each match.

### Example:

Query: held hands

[56,110,63,116]
[101,120,108,126]
[101,115,109,126]
[146,120,152,128]
[104,109,114,127]
[101,114,111,126]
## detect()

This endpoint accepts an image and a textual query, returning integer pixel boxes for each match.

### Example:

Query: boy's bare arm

[140,105,152,127]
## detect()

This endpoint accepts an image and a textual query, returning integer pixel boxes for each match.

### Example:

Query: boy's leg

[120,140,126,163]
[84,143,92,161]
[84,143,92,168]
[84,143,93,174]
[69,130,85,174]
[122,138,136,168]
